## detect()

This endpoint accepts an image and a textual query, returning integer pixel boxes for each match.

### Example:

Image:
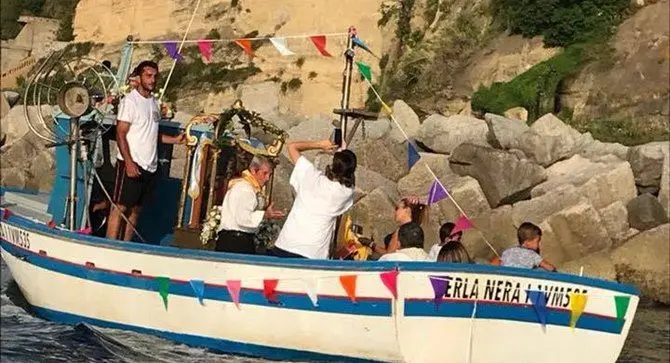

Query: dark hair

[397,222,424,249]
[517,222,542,244]
[325,149,356,188]
[437,241,471,263]
[439,222,462,243]
[133,60,158,77]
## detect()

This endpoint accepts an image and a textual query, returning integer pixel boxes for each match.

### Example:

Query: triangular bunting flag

[269,37,295,56]
[429,275,449,310]
[408,142,421,169]
[76,226,92,235]
[380,270,399,299]
[226,280,242,309]
[339,275,357,303]
[163,42,182,60]
[356,61,372,82]
[47,220,56,228]
[189,279,205,305]
[527,290,548,326]
[352,36,374,55]
[156,276,170,310]
[614,296,631,321]
[427,180,448,205]
[197,40,213,63]
[2,209,12,220]
[309,35,331,56]
[263,279,279,302]
[234,39,254,56]
[451,215,474,236]
[382,102,393,115]
[569,292,588,329]
[301,277,319,307]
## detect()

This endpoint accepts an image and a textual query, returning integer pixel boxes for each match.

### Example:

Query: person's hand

[404,195,421,205]
[174,132,186,144]
[317,139,338,152]
[125,161,141,178]
[264,203,286,220]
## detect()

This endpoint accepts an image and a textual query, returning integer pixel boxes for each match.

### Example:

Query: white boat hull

[0,209,639,363]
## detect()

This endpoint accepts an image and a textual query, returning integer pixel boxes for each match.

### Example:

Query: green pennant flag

[356,61,372,82]
[614,295,631,321]
[157,276,170,310]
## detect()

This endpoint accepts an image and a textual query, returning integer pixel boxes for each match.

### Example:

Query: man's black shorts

[112,160,156,208]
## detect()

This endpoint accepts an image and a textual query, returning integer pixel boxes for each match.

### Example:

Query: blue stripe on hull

[0,240,392,316]
[30,306,380,362]
[403,300,625,334]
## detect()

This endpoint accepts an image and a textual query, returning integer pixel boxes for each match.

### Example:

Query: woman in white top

[270,139,356,259]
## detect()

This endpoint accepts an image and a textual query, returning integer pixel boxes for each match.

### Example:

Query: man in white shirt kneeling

[217,155,285,254]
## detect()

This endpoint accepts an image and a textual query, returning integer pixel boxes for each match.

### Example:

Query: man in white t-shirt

[379,222,429,261]
[106,60,185,241]
[270,139,356,259]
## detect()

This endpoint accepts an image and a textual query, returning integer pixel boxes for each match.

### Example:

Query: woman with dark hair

[270,139,356,259]
[437,241,472,263]
[369,196,427,257]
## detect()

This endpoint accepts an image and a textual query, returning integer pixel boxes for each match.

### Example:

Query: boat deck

[0,189,52,224]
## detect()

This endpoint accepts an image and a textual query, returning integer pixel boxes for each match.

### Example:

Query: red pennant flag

[2,209,12,220]
[47,220,56,229]
[451,215,474,236]
[380,270,399,299]
[309,35,331,56]
[263,279,279,302]
[197,40,213,63]
[226,280,242,309]
[339,275,357,303]
[234,39,254,56]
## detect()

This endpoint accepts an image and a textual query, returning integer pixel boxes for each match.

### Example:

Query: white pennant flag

[301,277,319,307]
[269,37,295,56]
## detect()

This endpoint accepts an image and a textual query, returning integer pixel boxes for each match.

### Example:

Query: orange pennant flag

[339,275,357,303]
[309,35,331,56]
[234,39,254,56]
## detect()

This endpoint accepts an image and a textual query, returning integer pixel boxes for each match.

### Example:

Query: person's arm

[489,256,502,266]
[116,121,140,178]
[286,139,337,164]
[539,259,557,272]
[160,132,186,144]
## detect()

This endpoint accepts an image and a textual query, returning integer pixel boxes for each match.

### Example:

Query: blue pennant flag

[189,279,205,305]
[408,142,421,169]
[352,37,375,56]
[527,290,548,327]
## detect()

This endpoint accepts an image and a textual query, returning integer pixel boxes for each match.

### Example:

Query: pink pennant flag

[427,180,448,205]
[379,270,399,299]
[451,215,474,236]
[226,280,242,309]
[309,35,331,56]
[76,226,92,235]
[197,40,213,63]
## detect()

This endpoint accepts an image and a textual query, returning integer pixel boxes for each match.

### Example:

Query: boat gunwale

[0,208,640,296]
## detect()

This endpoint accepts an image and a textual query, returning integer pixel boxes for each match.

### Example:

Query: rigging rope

[130,32,349,44]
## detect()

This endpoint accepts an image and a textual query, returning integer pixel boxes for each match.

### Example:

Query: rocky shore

[1,97,668,303]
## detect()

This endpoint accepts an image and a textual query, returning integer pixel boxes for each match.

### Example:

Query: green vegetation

[568,116,670,146]
[0,0,80,41]
[280,78,303,94]
[308,71,318,80]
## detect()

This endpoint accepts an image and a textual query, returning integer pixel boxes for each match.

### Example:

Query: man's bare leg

[106,205,127,240]
[122,205,142,241]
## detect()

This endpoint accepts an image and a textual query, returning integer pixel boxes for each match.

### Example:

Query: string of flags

[152,33,375,61]
[151,272,631,330]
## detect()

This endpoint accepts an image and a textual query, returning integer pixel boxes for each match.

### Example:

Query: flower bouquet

[200,207,221,245]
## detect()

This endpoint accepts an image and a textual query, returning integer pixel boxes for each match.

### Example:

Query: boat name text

[0,224,30,249]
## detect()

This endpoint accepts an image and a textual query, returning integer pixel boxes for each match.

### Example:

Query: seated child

[491,222,556,271]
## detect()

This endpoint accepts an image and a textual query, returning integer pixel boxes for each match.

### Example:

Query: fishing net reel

[22,49,119,147]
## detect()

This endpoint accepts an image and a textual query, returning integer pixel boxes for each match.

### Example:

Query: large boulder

[29,151,56,191]
[388,100,420,143]
[349,137,408,181]
[484,113,529,149]
[239,82,280,117]
[611,224,670,304]
[450,143,547,207]
[545,201,612,262]
[512,184,587,226]
[537,221,567,266]
[2,91,20,107]
[503,107,528,123]
[559,251,617,281]
[397,153,453,198]
[659,149,669,218]
[512,113,592,166]
[579,140,629,161]
[531,155,610,197]
[627,141,669,191]
[626,193,669,231]
[416,114,489,154]
[0,167,31,190]
[597,201,631,243]
[348,188,398,245]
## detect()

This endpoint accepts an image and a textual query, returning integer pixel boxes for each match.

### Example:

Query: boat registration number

[0,223,30,249]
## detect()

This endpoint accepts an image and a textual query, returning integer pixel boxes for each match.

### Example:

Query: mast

[329,26,357,258]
